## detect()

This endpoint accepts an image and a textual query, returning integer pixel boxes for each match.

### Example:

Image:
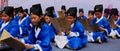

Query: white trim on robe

[0,21,10,31]
[114,17,120,28]
[35,27,41,38]
[33,44,43,51]
[96,16,103,23]
[69,23,79,37]
[18,17,26,35]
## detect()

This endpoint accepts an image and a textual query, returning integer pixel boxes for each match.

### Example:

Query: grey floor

[52,38,120,51]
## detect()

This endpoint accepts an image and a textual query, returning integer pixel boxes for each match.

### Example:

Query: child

[55,7,88,50]
[78,8,87,20]
[19,5,52,51]
[109,8,120,39]
[17,7,30,38]
[0,6,19,37]
[0,6,19,50]
[44,12,57,42]
[61,5,66,16]
[87,10,94,20]
[89,4,111,43]
[104,8,111,19]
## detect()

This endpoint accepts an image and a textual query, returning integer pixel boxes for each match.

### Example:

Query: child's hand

[99,27,105,31]
[114,24,119,28]
[25,44,34,49]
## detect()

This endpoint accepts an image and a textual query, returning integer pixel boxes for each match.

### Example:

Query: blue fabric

[49,24,57,41]
[53,13,57,18]
[90,17,111,42]
[78,16,87,20]
[0,20,19,37]
[24,23,52,51]
[18,16,31,38]
[67,20,88,49]
[113,18,120,35]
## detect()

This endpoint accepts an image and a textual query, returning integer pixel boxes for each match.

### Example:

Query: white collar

[18,17,26,25]
[114,17,120,24]
[35,27,41,38]
[107,16,110,19]
[96,16,103,23]
[48,22,52,26]
[0,21,10,31]
[71,23,74,28]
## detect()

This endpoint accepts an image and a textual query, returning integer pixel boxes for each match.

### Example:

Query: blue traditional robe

[111,17,120,37]
[0,20,19,37]
[90,16,111,42]
[18,16,30,38]
[66,20,88,49]
[48,23,57,41]
[22,23,52,51]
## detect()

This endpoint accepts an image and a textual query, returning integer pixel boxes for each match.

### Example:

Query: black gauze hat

[94,4,103,13]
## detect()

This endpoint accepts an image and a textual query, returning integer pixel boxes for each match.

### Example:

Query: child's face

[44,16,50,24]
[1,14,10,22]
[79,12,84,17]
[18,12,24,18]
[67,16,75,25]
[88,14,94,18]
[104,13,109,18]
[61,9,66,14]
[112,15,118,21]
[30,14,41,25]
[95,12,102,19]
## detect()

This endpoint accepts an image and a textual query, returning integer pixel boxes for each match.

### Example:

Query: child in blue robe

[109,8,120,39]
[17,5,52,51]
[55,7,88,50]
[44,12,57,42]
[78,8,87,20]
[88,4,111,43]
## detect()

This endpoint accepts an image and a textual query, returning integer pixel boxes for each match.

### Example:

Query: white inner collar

[0,21,10,31]
[96,16,103,23]
[35,27,41,38]
[71,23,74,28]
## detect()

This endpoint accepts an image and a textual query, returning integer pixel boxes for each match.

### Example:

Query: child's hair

[44,12,53,17]
[30,7,45,28]
[3,6,14,20]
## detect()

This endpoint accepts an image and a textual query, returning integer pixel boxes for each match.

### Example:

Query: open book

[108,19,117,28]
[57,11,65,18]
[50,17,70,32]
[77,17,100,32]
[0,30,25,51]
[54,35,69,49]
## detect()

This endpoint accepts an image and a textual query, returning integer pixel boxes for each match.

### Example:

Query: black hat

[30,7,42,16]
[45,7,53,13]
[66,7,77,17]
[50,6,55,12]
[104,8,110,14]
[88,10,94,15]
[111,8,118,16]
[24,9,28,13]
[18,7,24,13]
[3,6,14,17]
[32,4,43,15]
[61,5,66,10]
[94,4,103,13]
[44,12,53,17]
[79,8,84,13]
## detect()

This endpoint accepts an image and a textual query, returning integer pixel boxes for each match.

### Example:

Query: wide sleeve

[9,20,19,37]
